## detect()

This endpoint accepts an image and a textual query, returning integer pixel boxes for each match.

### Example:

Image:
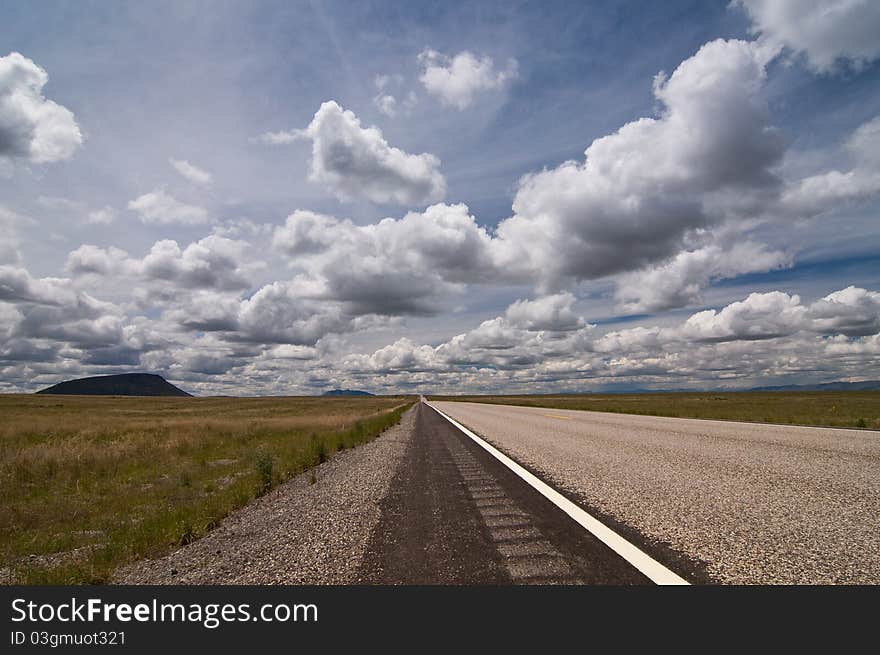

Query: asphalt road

[432,401,880,584]
[119,399,877,585]
[118,403,654,585]
[358,402,651,584]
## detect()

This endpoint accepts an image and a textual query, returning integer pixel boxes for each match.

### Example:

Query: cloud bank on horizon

[1,0,880,394]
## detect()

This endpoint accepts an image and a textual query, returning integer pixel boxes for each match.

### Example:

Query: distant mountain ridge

[37,373,191,397]
[322,389,374,396]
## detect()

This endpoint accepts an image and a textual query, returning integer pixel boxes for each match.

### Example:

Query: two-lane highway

[432,401,880,584]
[118,399,878,585]
[358,401,654,584]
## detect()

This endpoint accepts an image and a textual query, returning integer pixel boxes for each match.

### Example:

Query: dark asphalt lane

[357,402,651,584]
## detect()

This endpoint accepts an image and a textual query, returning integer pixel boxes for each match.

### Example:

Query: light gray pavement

[433,401,880,584]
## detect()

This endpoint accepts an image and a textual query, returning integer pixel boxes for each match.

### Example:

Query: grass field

[0,394,413,584]
[429,391,880,430]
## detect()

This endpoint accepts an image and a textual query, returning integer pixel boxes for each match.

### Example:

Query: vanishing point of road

[119,399,880,585]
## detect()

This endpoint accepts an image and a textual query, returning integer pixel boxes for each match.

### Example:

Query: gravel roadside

[114,406,416,584]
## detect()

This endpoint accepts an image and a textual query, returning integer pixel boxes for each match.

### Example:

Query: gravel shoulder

[433,401,880,585]
[114,406,416,584]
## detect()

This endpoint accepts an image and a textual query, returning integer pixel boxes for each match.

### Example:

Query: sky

[2,0,880,395]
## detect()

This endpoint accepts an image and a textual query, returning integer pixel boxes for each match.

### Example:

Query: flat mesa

[36,373,191,397]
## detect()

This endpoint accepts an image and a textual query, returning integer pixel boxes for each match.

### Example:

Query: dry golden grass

[0,394,413,584]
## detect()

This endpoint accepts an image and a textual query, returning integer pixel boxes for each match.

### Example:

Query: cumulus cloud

[270,41,819,320]
[505,293,585,331]
[5,264,880,393]
[615,241,792,313]
[163,291,241,332]
[593,326,664,355]
[824,332,880,356]
[67,235,253,291]
[0,301,23,337]
[0,264,125,350]
[270,209,341,256]
[679,291,807,342]
[64,235,367,348]
[17,302,123,347]
[138,334,257,378]
[334,286,880,392]
[234,282,353,345]
[293,101,446,205]
[457,317,531,352]
[342,298,593,380]
[7,30,880,394]
[737,0,880,72]
[275,45,804,314]
[345,337,443,374]
[807,286,880,336]
[169,158,213,185]
[128,189,208,225]
[140,237,251,291]
[492,39,784,289]
[65,245,132,277]
[0,52,82,165]
[418,50,518,109]
[256,39,869,321]
[272,203,497,315]
[781,116,880,216]
[0,264,79,306]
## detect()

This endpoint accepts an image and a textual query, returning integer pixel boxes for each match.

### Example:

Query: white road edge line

[425,400,690,586]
